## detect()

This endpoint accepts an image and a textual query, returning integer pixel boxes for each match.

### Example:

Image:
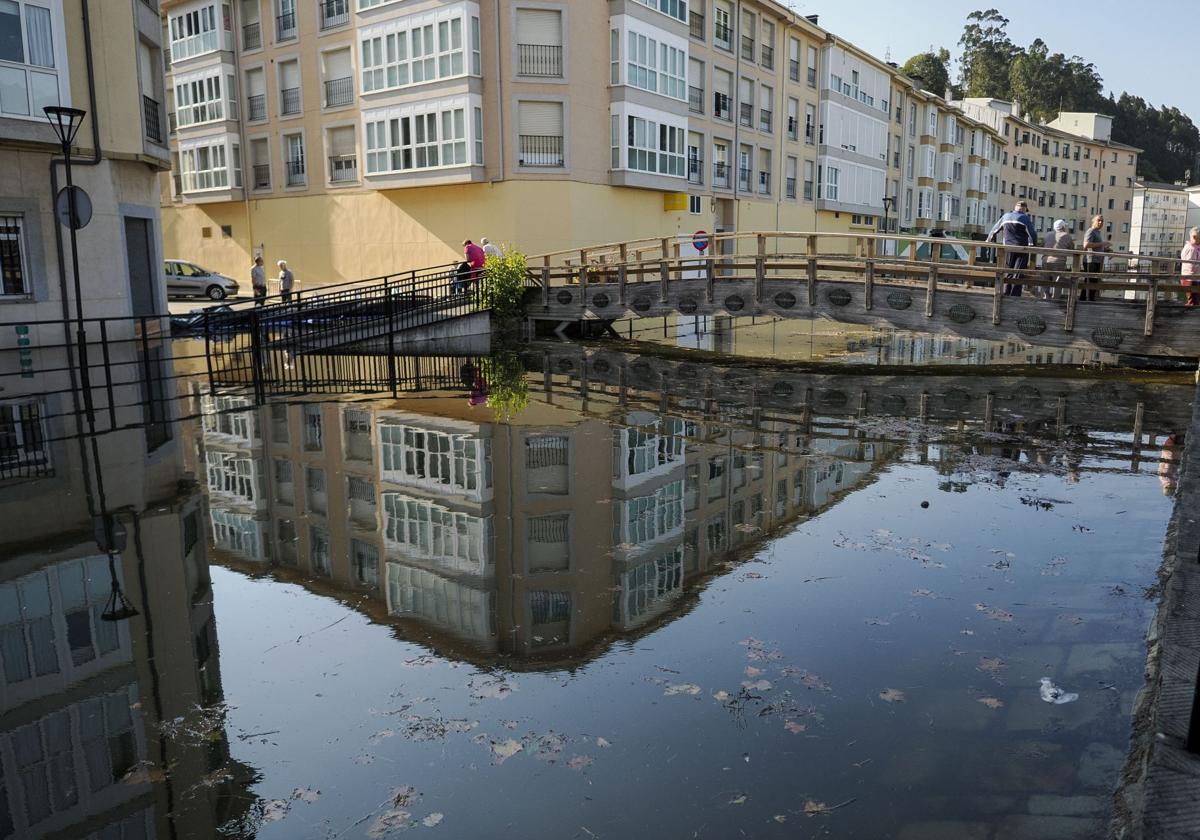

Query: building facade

[1129,181,1189,259]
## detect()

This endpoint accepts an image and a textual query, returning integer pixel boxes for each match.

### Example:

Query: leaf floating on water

[878,688,906,703]
[741,679,772,692]
[804,800,832,816]
[910,588,940,599]
[422,813,444,828]
[566,755,593,772]
[390,785,417,807]
[744,666,766,678]
[728,793,748,805]
[974,603,1014,622]
[367,809,411,838]
[977,697,1005,709]
[291,787,320,803]
[595,737,611,748]
[468,674,517,701]
[784,721,807,734]
[402,655,437,668]
[798,671,832,692]
[774,814,788,823]
[1038,678,1079,704]
[260,800,290,823]
[712,690,731,702]
[663,683,702,696]
[1057,614,1085,625]
[735,523,761,534]
[491,739,524,763]
[977,656,1006,674]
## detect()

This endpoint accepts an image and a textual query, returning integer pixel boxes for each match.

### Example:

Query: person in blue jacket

[986,200,1039,296]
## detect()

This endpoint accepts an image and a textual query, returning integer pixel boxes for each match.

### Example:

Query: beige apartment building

[955,99,1140,252]
[1129,181,1189,259]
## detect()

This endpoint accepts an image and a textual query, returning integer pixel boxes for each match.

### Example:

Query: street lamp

[881,196,896,255]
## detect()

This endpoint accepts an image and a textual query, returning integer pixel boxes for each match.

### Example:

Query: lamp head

[43,106,86,149]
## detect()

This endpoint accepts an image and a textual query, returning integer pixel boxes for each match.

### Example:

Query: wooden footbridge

[526,231,1200,359]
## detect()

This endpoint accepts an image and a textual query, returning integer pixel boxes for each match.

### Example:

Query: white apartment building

[1129,181,1190,259]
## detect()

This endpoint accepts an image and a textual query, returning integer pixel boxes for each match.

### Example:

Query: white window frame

[362,97,476,176]
[0,0,70,122]
[358,3,477,95]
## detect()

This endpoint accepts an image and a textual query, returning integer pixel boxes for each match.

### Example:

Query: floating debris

[1038,678,1079,704]
[878,688,906,703]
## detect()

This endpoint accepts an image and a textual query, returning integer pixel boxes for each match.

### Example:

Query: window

[785,156,797,199]
[364,102,470,174]
[806,45,817,86]
[1,215,29,297]
[380,423,491,495]
[306,466,326,514]
[303,404,322,450]
[384,493,491,572]
[1,0,66,121]
[713,1,731,50]
[359,9,469,94]
[179,137,240,191]
[0,399,50,481]
[284,132,306,185]
[786,97,798,141]
[528,514,570,572]
[168,2,226,61]
[309,526,331,576]
[205,451,256,501]
[803,159,813,200]
[633,0,687,23]
[823,165,839,200]
[624,29,686,101]
[688,194,702,214]
[804,103,814,145]
[352,539,379,586]
[623,113,686,177]
[515,8,562,77]
[174,70,226,127]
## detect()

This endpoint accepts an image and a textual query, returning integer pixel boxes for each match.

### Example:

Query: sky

[781,0,1198,123]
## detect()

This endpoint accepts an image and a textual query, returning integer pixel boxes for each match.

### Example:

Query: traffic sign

[692,230,709,251]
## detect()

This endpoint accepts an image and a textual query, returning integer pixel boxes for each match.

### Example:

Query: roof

[1136,181,1190,192]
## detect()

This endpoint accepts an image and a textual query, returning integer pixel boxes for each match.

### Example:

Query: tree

[957,9,1017,98]
[1109,94,1200,184]
[900,49,952,97]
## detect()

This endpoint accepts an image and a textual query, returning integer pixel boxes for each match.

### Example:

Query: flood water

[2,341,1191,839]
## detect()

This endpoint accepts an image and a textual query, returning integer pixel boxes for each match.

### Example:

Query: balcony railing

[759,110,772,133]
[242,21,261,50]
[142,95,162,143]
[324,76,353,107]
[517,44,562,77]
[276,11,296,41]
[713,161,729,188]
[713,92,730,121]
[688,85,704,114]
[688,11,704,39]
[789,58,800,83]
[519,135,564,167]
[280,87,301,116]
[761,44,774,69]
[168,112,177,135]
[687,155,703,185]
[786,177,796,199]
[714,22,731,50]
[285,159,306,187]
[253,163,271,189]
[738,166,752,192]
[248,93,266,121]
[786,116,797,141]
[805,123,813,144]
[320,0,349,30]
[758,171,770,194]
[738,102,753,127]
[807,66,817,86]
[329,154,357,182]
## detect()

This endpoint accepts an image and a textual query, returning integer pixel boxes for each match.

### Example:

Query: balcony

[807,66,817,86]
[324,76,353,107]
[740,36,755,62]
[738,166,751,192]
[738,102,753,128]
[248,93,266,121]
[688,85,704,114]
[758,171,770,195]
[168,111,177,136]
[786,177,796,199]
[276,11,296,41]
[517,44,562,77]
[320,0,349,30]
[713,92,730,121]
[761,44,774,69]
[143,96,163,143]
[329,154,358,183]
[242,21,261,50]
[759,110,772,133]
[803,179,813,200]
[786,116,797,141]
[253,164,271,189]
[280,87,301,116]
[714,22,731,50]
[519,135,564,167]
[688,11,704,39]
[687,155,703,185]
[804,123,813,144]
[713,161,730,188]
[285,158,306,187]
[789,59,800,83]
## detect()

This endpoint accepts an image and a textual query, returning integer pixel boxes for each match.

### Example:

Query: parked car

[164,259,239,300]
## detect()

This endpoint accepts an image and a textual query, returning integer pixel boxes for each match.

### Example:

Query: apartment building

[1129,181,1189,259]
[955,99,1140,252]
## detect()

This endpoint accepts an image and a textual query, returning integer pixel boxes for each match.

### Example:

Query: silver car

[164,259,240,300]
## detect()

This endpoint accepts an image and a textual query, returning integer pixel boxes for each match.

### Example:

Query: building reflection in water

[192,374,893,668]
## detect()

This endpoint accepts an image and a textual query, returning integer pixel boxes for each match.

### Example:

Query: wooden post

[1144,277,1158,337]
[992,270,1003,325]
[659,260,670,303]
[705,255,715,303]
[619,243,628,265]
[925,244,940,318]
[661,237,670,261]
[984,393,995,432]
[1131,401,1145,472]
[542,266,551,308]
[617,264,627,306]
[754,254,766,303]
[806,234,817,306]
[1065,254,1079,332]
[578,249,588,285]
[864,238,875,311]
[919,392,929,423]
[966,244,977,288]
[580,256,589,308]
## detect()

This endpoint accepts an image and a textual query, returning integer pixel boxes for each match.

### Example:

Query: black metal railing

[517,44,562,77]
[786,176,796,199]
[688,85,704,114]
[739,102,753,127]
[740,35,755,62]
[143,96,162,143]
[759,110,772,133]
[281,87,301,115]
[329,154,357,182]
[689,11,704,39]
[789,58,800,83]
[276,11,296,41]
[803,179,813,200]
[324,76,353,107]
[319,0,349,29]
[0,401,51,483]
[738,166,751,191]
[714,22,731,49]
[687,155,703,185]
[807,66,817,86]
[285,158,306,186]
[168,112,177,135]
[253,164,271,189]
[713,92,730,120]
[248,94,266,121]
[786,115,797,140]
[758,171,770,194]
[713,161,729,187]
[761,44,774,69]
[519,135,563,167]
[805,121,814,143]
[242,21,261,50]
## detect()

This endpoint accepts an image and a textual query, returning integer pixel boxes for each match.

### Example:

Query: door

[124,217,157,315]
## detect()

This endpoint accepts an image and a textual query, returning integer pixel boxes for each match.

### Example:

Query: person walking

[251,256,267,306]
[481,237,503,260]
[1082,215,1111,302]
[1181,227,1200,307]
[1042,220,1074,300]
[277,259,295,304]
[985,200,1038,296]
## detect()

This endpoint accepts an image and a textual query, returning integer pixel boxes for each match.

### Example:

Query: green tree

[957,8,1017,98]
[900,48,952,97]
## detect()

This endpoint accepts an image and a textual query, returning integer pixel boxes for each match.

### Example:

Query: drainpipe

[732,1,742,234]
[491,0,505,183]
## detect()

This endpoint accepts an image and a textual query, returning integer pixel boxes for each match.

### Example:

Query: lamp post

[881,196,896,256]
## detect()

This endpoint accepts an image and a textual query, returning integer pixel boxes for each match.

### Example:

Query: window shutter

[518,101,562,136]
[516,9,561,46]
[247,68,264,96]
[328,126,355,156]
[325,49,352,80]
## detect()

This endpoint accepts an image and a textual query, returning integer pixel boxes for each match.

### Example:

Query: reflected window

[525,434,569,494]
[206,451,256,502]
[0,399,51,482]
[379,423,491,495]
[705,513,727,553]
[616,547,684,625]
[270,403,289,443]
[386,564,496,641]
[306,467,326,515]
[310,526,331,576]
[303,405,323,451]
[13,710,76,824]
[527,514,570,572]
[277,519,298,565]
[529,590,570,647]
[80,687,138,793]
[0,571,59,683]
[347,475,377,528]
[352,539,379,587]
[211,510,260,558]
[274,458,294,504]
[382,493,491,573]
[344,410,373,462]
[706,456,727,501]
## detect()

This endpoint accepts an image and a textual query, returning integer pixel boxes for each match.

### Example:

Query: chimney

[805,14,819,24]
[1011,99,1022,120]
[886,61,899,69]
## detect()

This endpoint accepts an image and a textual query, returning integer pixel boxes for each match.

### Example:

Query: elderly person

[481,237,503,260]
[986,200,1038,296]
[1082,215,1111,302]
[277,259,295,303]
[1041,219,1075,300]
[1182,227,1200,307]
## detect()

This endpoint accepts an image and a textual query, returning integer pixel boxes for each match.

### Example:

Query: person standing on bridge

[251,256,267,307]
[1181,227,1200,307]
[481,237,503,260]
[1082,215,1111,302]
[985,200,1038,297]
[278,259,295,304]
[1041,220,1074,300]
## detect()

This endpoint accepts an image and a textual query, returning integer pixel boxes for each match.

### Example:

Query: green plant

[479,350,529,421]
[478,250,529,318]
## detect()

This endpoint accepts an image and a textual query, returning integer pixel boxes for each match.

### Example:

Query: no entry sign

[692,230,709,251]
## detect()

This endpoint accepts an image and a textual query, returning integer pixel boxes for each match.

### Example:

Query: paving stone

[1077,741,1125,789]
[994,815,1102,839]
[1026,794,1106,817]
[897,820,991,840]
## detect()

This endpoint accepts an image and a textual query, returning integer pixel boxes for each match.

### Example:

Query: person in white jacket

[481,238,503,260]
